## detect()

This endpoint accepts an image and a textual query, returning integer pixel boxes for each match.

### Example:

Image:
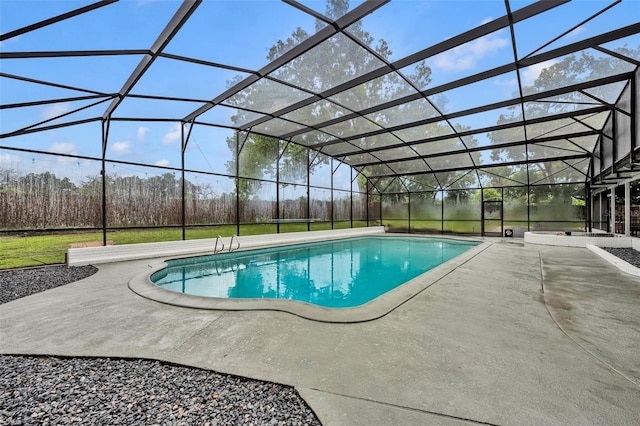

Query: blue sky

[1,0,638,191]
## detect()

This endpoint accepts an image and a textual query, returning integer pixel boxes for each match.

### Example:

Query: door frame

[481,199,504,236]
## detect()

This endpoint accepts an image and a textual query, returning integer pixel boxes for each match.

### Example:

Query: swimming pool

[150,236,480,309]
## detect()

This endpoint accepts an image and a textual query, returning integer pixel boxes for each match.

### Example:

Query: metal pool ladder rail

[214,235,225,254]
[229,235,240,252]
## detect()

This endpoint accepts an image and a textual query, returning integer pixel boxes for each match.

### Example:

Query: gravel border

[0,265,98,305]
[1,266,321,425]
[601,247,640,269]
[1,355,320,425]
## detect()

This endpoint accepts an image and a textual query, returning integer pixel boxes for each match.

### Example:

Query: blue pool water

[151,236,479,308]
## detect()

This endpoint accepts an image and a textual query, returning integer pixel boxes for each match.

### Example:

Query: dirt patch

[69,241,114,248]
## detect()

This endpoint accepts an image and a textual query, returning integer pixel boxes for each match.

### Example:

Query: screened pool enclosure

[1,0,639,245]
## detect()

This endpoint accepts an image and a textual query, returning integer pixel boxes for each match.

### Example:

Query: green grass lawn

[1,232,105,268]
[0,221,368,269]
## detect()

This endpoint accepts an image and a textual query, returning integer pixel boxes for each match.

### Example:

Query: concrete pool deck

[2,237,640,425]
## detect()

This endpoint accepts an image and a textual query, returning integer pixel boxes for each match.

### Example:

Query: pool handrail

[214,235,225,254]
[229,235,240,252]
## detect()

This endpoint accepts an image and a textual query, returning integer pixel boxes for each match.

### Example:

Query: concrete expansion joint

[538,252,545,295]
[305,387,501,426]
[537,253,640,390]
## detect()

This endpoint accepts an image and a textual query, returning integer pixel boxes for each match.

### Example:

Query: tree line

[0,170,230,230]
[0,168,364,230]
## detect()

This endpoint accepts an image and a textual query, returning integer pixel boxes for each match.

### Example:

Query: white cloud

[434,33,509,71]
[480,17,494,25]
[520,59,559,87]
[110,141,132,155]
[137,126,150,141]
[567,26,586,39]
[51,142,78,155]
[41,103,71,120]
[162,123,181,145]
[0,153,17,165]
[155,159,170,167]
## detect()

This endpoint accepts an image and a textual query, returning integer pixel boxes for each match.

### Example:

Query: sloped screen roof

[1,0,639,193]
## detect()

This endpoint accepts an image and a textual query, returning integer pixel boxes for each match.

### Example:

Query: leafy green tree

[225,0,434,199]
[471,187,501,202]
[375,121,481,199]
[488,46,639,190]
[483,44,638,223]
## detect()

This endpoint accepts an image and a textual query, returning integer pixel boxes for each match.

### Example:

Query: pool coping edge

[128,235,490,323]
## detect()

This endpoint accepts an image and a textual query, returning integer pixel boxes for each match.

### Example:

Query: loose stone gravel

[1,266,321,425]
[0,265,98,304]
[0,356,320,425]
[601,247,640,269]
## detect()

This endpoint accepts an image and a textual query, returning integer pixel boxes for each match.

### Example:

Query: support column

[236,132,240,236]
[307,150,311,232]
[276,140,280,234]
[408,192,411,233]
[586,183,592,233]
[330,158,334,230]
[101,119,110,246]
[625,182,631,236]
[350,167,353,228]
[610,186,616,234]
[180,123,186,240]
[599,192,603,231]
